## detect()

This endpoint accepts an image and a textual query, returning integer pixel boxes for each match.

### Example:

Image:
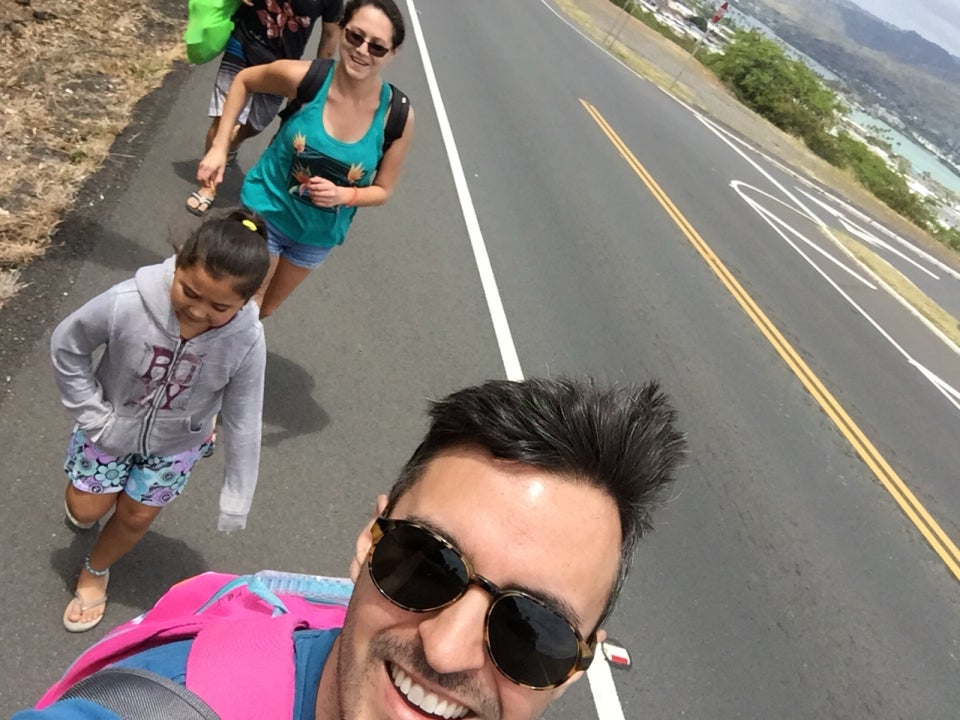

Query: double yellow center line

[580,98,960,581]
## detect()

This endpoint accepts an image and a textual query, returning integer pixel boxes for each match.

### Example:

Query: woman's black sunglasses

[343,27,391,58]
[368,517,596,689]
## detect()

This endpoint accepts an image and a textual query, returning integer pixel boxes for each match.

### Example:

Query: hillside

[736,0,960,156]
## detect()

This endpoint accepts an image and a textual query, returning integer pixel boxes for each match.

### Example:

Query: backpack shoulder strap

[382,84,409,155]
[186,614,303,720]
[61,667,220,720]
[278,58,334,125]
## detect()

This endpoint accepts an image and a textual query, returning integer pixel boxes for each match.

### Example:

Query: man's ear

[349,494,389,582]
[552,627,607,698]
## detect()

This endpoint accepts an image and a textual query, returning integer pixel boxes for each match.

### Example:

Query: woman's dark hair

[384,378,687,623]
[340,0,405,49]
[175,209,270,301]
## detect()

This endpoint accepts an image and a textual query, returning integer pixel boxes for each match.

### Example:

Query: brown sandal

[185,190,215,217]
[63,559,110,633]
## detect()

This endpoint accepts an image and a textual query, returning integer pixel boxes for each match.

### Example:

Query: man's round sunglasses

[343,27,391,58]
[368,517,596,689]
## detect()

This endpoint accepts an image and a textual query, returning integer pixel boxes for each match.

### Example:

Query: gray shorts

[209,51,286,132]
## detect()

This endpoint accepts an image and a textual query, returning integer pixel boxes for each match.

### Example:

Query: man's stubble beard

[333,611,501,720]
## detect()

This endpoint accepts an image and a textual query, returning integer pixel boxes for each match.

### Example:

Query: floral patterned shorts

[64,427,214,507]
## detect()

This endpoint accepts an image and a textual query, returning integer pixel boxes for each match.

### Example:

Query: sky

[848,0,960,58]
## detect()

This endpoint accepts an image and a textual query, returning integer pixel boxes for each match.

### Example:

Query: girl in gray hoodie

[51,210,271,632]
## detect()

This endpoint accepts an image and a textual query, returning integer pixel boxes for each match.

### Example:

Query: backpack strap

[278,57,334,125]
[382,84,410,156]
[61,667,220,720]
[186,614,304,720]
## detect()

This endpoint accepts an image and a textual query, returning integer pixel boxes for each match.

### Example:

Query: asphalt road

[2,0,959,717]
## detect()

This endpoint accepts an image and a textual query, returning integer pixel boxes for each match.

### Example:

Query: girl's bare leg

[65,483,116,528]
[253,254,281,314]
[65,492,163,625]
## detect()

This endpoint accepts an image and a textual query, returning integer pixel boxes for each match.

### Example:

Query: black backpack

[61,667,219,720]
[277,58,410,167]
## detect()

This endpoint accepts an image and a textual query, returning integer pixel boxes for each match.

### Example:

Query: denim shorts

[265,222,334,269]
[64,427,213,507]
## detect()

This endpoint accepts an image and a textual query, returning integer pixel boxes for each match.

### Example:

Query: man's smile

[389,662,470,719]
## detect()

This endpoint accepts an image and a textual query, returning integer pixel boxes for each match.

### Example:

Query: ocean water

[849,110,960,196]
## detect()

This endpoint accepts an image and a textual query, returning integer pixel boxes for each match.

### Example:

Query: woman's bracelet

[345,186,359,207]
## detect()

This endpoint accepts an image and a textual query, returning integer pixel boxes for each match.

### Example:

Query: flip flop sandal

[63,569,110,633]
[186,191,215,217]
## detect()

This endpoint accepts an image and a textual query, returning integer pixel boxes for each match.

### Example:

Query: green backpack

[183,0,242,65]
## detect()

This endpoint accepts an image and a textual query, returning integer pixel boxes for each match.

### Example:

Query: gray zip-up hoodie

[50,257,265,531]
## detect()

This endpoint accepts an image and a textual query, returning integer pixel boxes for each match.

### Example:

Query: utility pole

[668,1,729,92]
[602,0,639,49]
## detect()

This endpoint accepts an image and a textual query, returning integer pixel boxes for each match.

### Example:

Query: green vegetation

[931,225,960,251]
[705,31,845,138]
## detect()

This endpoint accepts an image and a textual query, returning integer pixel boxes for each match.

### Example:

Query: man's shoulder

[294,626,342,652]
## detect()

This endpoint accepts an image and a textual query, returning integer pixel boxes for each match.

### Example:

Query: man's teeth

[390,666,469,719]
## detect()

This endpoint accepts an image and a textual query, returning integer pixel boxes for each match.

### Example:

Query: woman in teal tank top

[196,0,414,318]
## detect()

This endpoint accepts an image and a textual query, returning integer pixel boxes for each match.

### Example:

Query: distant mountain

[834,2,960,81]
[736,0,960,154]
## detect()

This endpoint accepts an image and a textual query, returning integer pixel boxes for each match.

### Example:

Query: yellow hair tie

[242,219,258,232]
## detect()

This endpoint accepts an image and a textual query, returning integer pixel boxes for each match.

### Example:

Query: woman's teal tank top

[241,63,391,248]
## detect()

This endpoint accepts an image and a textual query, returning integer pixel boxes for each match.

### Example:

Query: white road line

[586,651,627,720]
[404,0,522,380]
[407,1,630,717]
[731,181,877,288]
[795,188,960,281]
[796,189,940,280]
[911,362,960,411]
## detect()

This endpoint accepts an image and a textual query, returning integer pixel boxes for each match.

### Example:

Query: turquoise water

[849,110,960,196]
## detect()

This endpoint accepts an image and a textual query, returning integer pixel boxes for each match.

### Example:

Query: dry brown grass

[0,0,184,307]
[830,228,960,347]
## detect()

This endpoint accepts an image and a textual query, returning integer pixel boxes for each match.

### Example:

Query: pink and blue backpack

[38,571,353,720]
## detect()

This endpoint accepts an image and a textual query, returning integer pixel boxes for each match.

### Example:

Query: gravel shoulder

[0,0,185,304]
[0,0,189,395]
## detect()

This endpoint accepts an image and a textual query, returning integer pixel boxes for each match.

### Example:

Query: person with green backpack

[186,0,345,217]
